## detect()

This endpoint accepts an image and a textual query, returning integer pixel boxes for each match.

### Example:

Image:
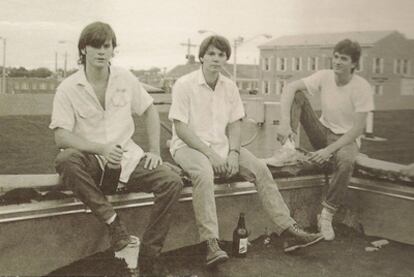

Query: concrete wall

[0,94,172,116]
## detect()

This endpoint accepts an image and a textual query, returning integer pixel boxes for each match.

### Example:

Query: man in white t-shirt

[169,35,323,266]
[276,39,374,241]
[49,22,183,276]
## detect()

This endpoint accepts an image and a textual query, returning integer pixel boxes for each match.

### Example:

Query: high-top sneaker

[206,238,229,267]
[283,224,324,253]
[108,216,132,251]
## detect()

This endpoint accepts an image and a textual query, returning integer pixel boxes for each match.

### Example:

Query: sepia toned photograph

[0,0,413,276]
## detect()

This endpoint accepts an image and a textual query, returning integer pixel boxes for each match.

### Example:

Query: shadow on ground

[47,224,414,277]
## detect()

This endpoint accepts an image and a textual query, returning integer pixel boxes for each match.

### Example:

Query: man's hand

[144,152,163,170]
[308,148,332,165]
[207,151,227,177]
[276,124,294,145]
[226,151,240,178]
[102,144,123,165]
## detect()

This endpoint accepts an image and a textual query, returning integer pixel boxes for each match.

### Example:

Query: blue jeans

[55,148,183,257]
[173,146,295,242]
[291,91,359,211]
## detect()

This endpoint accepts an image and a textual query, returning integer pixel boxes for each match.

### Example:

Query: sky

[0,0,413,71]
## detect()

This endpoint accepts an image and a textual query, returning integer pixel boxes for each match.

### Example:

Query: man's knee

[55,148,86,171]
[335,148,357,169]
[155,167,184,194]
[240,156,270,183]
[293,90,307,105]
[165,172,184,192]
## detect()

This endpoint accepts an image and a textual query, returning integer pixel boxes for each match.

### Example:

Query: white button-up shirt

[49,66,153,182]
[169,69,245,158]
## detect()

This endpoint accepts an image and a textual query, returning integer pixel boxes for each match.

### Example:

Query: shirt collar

[75,66,121,87]
[197,68,224,87]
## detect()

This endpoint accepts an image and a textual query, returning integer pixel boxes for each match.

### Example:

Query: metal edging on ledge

[349,177,414,201]
[0,175,326,223]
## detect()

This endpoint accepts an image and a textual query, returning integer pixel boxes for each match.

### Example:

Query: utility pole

[64,51,67,77]
[180,38,197,60]
[0,37,6,94]
[55,51,58,75]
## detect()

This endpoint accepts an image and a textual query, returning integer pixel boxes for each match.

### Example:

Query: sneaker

[283,224,324,253]
[264,138,298,167]
[318,209,335,241]
[206,238,229,267]
[108,216,131,251]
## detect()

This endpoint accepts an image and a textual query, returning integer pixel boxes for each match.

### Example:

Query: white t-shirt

[168,69,245,158]
[303,70,374,134]
[49,66,153,182]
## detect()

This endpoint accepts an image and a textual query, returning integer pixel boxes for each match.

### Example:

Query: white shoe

[264,138,297,167]
[317,211,335,241]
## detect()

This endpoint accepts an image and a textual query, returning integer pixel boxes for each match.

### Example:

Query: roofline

[259,43,374,50]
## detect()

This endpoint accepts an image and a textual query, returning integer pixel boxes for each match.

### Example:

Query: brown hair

[77,21,117,65]
[198,35,231,63]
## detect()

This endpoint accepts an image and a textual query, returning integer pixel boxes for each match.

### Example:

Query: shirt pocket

[110,88,129,108]
[75,107,103,129]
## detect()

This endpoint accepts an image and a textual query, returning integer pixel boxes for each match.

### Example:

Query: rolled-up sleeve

[131,78,154,116]
[168,80,189,124]
[229,84,245,123]
[49,89,75,131]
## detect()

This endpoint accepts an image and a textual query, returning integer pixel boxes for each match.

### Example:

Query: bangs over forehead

[198,35,231,62]
[78,21,117,50]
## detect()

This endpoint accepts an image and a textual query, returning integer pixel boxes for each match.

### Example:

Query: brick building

[258,30,414,110]
[165,55,260,94]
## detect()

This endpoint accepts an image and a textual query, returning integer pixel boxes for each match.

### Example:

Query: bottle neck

[238,215,246,228]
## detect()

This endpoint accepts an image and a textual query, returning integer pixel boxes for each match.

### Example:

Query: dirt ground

[48,224,414,277]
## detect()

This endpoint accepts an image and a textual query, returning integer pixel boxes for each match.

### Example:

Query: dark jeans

[291,91,359,211]
[55,148,183,257]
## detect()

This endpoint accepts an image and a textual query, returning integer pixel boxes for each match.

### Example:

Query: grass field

[0,110,413,175]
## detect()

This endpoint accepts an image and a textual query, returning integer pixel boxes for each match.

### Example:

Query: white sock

[106,214,117,225]
[321,208,334,221]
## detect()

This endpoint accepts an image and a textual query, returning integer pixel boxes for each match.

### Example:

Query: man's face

[332,52,356,75]
[82,39,114,69]
[200,45,227,74]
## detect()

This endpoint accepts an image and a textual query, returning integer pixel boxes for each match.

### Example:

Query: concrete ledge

[0,175,325,276]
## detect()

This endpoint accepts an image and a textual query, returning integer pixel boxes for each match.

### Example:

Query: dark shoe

[283,224,324,253]
[206,238,229,267]
[108,216,131,251]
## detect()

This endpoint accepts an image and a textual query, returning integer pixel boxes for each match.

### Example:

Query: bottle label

[239,238,248,254]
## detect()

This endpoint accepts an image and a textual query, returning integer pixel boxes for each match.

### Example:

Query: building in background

[165,55,260,94]
[2,74,164,94]
[258,30,414,110]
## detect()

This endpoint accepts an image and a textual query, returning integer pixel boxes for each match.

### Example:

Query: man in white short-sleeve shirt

[49,21,183,276]
[277,39,374,241]
[169,35,323,266]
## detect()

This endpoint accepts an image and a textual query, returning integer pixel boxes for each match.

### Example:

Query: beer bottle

[232,212,248,257]
[101,145,122,195]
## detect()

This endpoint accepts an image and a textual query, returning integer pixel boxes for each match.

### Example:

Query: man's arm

[226,119,242,177]
[174,120,227,176]
[141,104,162,170]
[54,128,123,164]
[309,112,367,164]
[278,80,308,143]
